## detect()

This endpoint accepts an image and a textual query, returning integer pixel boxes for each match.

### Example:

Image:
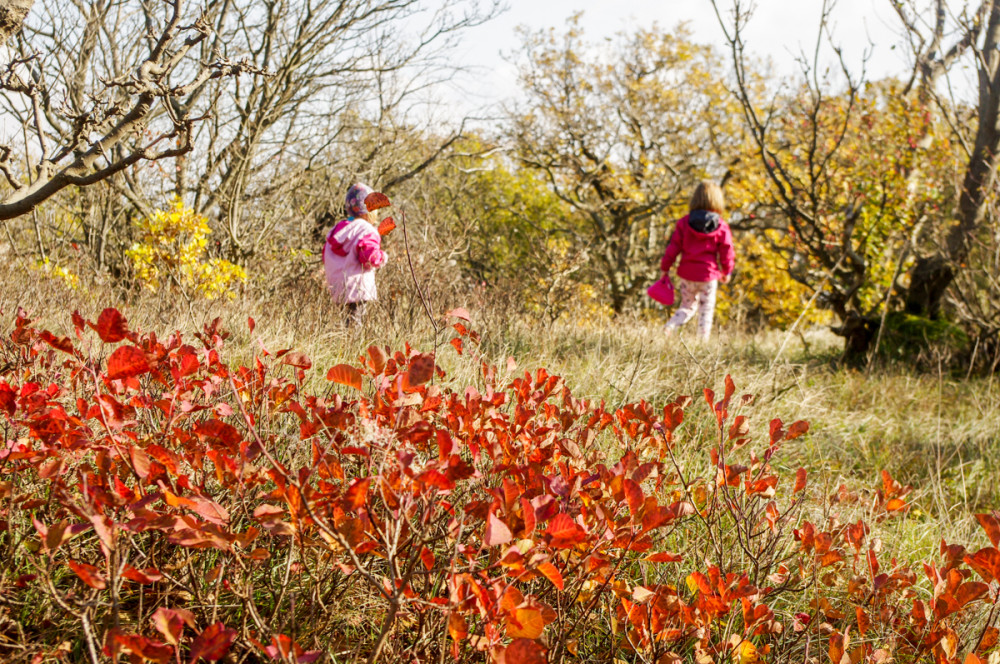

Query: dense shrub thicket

[0,307,998,663]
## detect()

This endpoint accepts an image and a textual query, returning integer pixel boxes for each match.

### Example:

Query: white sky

[447,0,925,116]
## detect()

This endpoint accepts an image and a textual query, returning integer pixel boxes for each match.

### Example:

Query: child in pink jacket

[323,183,388,325]
[660,181,735,340]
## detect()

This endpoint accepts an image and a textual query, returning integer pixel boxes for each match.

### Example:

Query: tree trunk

[0,0,33,46]
[905,3,1000,318]
[904,254,953,318]
[835,313,879,366]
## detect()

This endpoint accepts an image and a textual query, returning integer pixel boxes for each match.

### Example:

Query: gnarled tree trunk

[905,2,1000,318]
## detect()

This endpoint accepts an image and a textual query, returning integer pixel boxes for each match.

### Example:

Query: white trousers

[664,279,718,340]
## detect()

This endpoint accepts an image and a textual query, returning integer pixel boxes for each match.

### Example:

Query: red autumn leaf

[886,498,908,512]
[632,586,657,604]
[377,217,396,236]
[72,310,86,337]
[785,420,810,440]
[545,513,585,549]
[108,631,174,663]
[406,353,435,386]
[450,337,463,355]
[445,307,471,321]
[644,552,684,563]
[193,420,242,448]
[253,504,284,521]
[123,566,163,584]
[819,550,844,567]
[965,547,1000,582]
[623,478,644,516]
[367,345,387,374]
[828,631,846,664]
[448,612,468,642]
[767,418,785,443]
[94,307,130,343]
[536,561,564,590]
[89,514,115,552]
[364,191,391,211]
[38,457,64,479]
[190,496,230,526]
[39,330,74,354]
[263,635,295,660]
[106,345,150,380]
[484,512,513,547]
[940,629,959,660]
[281,351,312,369]
[245,548,270,562]
[793,467,807,493]
[129,445,151,480]
[856,606,871,636]
[724,373,736,398]
[261,635,320,663]
[642,501,694,533]
[976,512,1000,548]
[521,498,536,537]
[327,364,363,390]
[188,622,236,663]
[151,607,194,646]
[881,469,908,497]
[420,546,435,571]
[344,478,370,511]
[955,581,989,607]
[506,606,545,639]
[641,505,672,532]
[728,415,749,440]
[43,519,72,551]
[504,638,547,664]
[0,382,15,416]
[68,560,107,589]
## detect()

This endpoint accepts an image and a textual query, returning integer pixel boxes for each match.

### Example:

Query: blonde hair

[689,181,726,216]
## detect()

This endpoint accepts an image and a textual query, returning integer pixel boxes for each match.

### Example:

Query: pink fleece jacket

[326,219,386,268]
[660,212,735,282]
[323,218,386,304]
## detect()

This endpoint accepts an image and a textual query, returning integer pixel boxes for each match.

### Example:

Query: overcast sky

[445,0,925,116]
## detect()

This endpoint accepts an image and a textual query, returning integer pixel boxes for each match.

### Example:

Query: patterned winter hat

[345,182,375,218]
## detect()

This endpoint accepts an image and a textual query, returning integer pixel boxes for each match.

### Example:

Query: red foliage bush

[0,307,998,663]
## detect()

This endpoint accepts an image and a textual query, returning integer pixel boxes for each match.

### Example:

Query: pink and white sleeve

[356,233,387,269]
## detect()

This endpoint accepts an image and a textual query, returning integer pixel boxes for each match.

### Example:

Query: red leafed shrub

[0,306,998,663]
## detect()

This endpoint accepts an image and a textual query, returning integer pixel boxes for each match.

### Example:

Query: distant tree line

[1,0,999,368]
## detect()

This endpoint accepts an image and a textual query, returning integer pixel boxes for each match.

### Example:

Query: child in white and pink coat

[323,183,387,325]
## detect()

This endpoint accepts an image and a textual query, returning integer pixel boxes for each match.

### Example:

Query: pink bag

[647,275,675,306]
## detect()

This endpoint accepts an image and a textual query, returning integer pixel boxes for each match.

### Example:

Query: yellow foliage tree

[126,200,247,300]
[725,80,961,347]
[716,232,831,330]
[509,19,743,314]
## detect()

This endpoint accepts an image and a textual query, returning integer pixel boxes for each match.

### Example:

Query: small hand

[721,274,732,284]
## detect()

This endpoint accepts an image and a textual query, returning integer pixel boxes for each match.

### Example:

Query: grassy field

[4,263,999,662]
[11,262,998,531]
[15,255,1000,485]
